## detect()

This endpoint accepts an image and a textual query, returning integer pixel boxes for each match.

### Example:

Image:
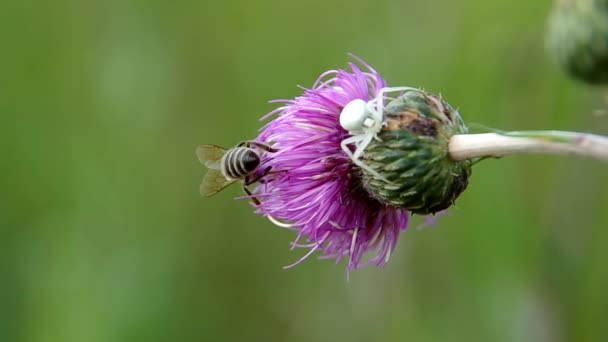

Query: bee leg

[238,140,278,153]
[263,168,288,179]
[241,166,273,205]
[245,166,272,185]
[242,184,261,206]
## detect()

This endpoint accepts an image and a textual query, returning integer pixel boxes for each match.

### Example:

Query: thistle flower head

[253,57,410,271]
[252,56,472,272]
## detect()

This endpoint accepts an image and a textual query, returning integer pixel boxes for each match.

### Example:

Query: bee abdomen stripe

[225,149,238,179]
[228,148,250,179]
[233,148,247,177]
[237,148,251,176]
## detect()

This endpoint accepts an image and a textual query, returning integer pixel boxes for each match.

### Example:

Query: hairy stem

[449,131,608,162]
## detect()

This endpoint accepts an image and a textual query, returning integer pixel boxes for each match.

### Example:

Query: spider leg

[377,86,418,115]
[352,133,374,160]
[341,134,391,183]
[379,86,417,99]
[340,136,361,162]
[350,154,390,183]
[365,96,383,125]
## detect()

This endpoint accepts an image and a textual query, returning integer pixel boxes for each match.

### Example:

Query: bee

[196,140,277,204]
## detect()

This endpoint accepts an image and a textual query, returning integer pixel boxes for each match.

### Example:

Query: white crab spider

[339,86,418,182]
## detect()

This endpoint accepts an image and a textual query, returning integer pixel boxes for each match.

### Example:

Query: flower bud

[359,89,472,215]
[546,0,608,84]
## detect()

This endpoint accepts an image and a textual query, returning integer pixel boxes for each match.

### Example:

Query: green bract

[359,89,472,215]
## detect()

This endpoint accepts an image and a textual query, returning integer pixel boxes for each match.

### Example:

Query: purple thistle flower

[252,56,412,272]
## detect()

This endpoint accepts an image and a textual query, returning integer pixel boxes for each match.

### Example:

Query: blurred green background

[2,0,608,341]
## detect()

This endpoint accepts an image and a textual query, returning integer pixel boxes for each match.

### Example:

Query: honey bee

[196,140,277,204]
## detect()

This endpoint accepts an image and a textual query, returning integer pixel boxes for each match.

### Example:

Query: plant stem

[448,131,608,162]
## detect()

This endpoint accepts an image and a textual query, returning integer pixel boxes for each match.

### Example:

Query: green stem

[448,130,608,162]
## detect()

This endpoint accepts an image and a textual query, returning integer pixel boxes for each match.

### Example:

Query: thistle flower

[546,0,608,84]
[253,57,430,271]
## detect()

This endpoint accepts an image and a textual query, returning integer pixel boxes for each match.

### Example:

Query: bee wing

[200,168,235,197]
[196,144,226,169]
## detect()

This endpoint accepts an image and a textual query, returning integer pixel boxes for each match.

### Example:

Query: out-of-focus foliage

[1,0,607,341]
